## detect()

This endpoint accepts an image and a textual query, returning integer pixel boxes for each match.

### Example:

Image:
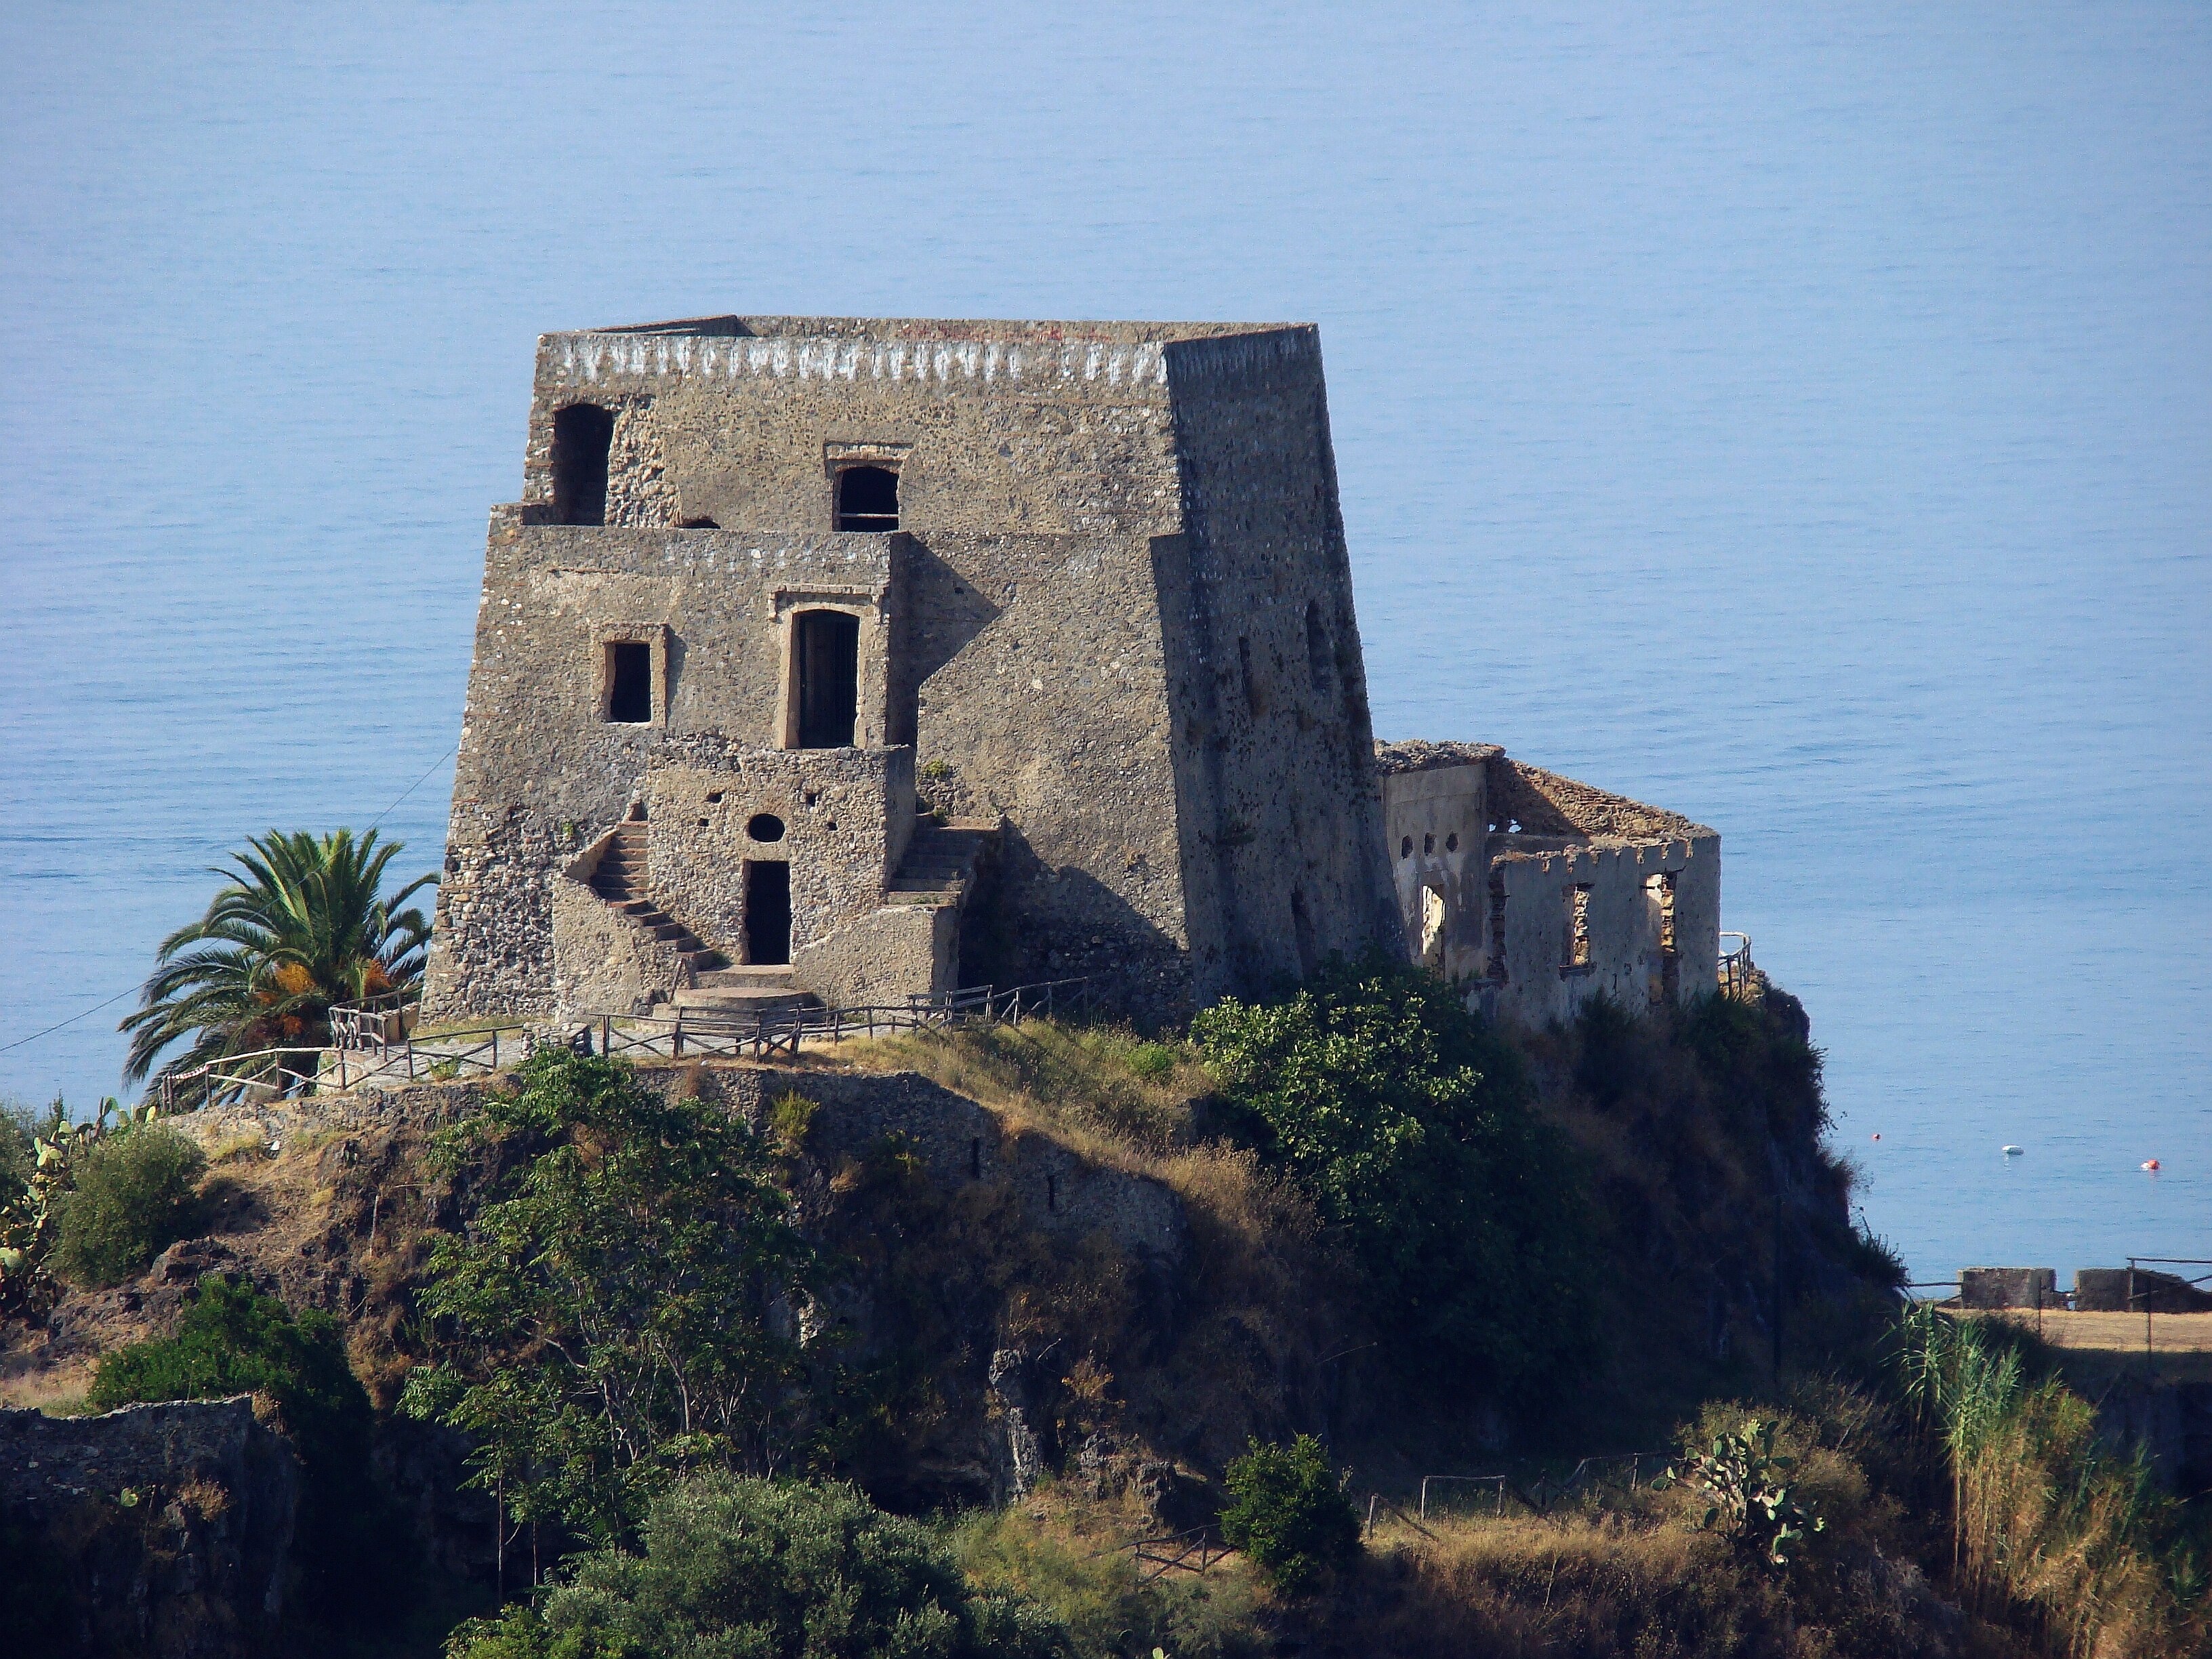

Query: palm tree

[121,829,436,1107]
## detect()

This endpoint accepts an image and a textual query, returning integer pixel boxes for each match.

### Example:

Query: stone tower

[422,316,1403,1025]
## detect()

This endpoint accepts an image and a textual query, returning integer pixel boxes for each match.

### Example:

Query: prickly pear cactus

[0,1097,162,1321]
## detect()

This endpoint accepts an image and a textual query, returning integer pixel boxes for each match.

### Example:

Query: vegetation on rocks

[445,1472,1069,1659]
[52,1118,207,1286]
[1216,1435,1359,1595]
[1893,1303,2208,1656]
[119,827,435,1107]
[1193,958,1595,1404]
[87,1273,395,1618]
[400,1048,832,1547]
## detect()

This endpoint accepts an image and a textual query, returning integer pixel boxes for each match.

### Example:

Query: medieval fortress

[422,317,1719,1030]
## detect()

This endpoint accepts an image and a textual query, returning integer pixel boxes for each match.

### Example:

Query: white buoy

[2002,1145,2023,1156]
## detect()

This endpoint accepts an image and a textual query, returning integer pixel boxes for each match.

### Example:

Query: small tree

[1218,1435,1359,1595]
[447,1472,1068,1659]
[401,1050,832,1547]
[1652,1417,1824,1570]
[51,1114,205,1287]
[1192,957,1594,1401]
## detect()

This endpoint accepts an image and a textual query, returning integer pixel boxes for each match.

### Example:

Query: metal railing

[1719,932,1758,1000]
[157,1046,325,1113]
[1132,1526,1229,1584]
[323,1021,534,1090]
[329,989,422,1050]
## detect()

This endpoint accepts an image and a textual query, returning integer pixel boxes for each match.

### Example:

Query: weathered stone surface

[790,903,953,1008]
[2074,1267,2212,1313]
[424,318,1404,1029]
[1959,1267,2058,1310]
[1378,743,1723,1026]
[0,1398,300,1657]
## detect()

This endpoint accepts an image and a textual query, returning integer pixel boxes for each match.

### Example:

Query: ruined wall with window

[1376,743,1720,1025]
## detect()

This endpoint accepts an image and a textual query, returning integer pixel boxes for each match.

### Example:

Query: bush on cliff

[402,1048,833,1547]
[52,1120,207,1286]
[1192,958,1595,1403]
[446,1471,1069,1659]
[1218,1435,1361,1596]
[90,1273,371,1471]
[88,1273,389,1616]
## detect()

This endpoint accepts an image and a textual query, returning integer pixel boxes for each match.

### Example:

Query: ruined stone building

[422,317,1720,1029]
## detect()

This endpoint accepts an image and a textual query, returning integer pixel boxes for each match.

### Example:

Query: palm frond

[120,827,441,1097]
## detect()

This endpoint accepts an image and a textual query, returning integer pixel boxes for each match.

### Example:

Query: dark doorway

[835,466,899,531]
[744,861,791,964]
[553,405,615,526]
[605,642,652,722]
[794,610,859,747]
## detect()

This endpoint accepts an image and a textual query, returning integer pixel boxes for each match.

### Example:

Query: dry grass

[1962,1309,2212,1355]
[830,1021,1354,1472]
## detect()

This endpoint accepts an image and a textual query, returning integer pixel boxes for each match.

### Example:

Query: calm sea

[3,5,2205,1287]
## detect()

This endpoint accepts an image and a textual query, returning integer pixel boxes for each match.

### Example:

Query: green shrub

[52,1122,206,1286]
[1217,1435,1358,1596]
[1652,1416,1824,1570]
[90,1274,371,1478]
[0,1099,42,1209]
[1192,957,1595,1401]
[448,1471,1069,1659]
[90,1275,388,1616]
[1126,1042,1176,1082]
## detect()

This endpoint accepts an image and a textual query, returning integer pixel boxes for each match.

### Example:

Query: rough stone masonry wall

[1,1397,301,1655]
[524,323,1215,539]
[431,318,1427,1024]
[642,741,912,961]
[903,530,1195,1010]
[425,520,901,1021]
[1160,328,1401,1001]
[1487,830,1721,1025]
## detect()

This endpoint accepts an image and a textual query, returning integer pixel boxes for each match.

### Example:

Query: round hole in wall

[705,791,724,804]
[826,820,838,833]
[1446,832,1459,853]
[1400,837,1413,859]
[747,814,786,842]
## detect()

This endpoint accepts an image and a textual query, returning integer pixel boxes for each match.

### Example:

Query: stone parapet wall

[1,1398,301,1653]
[791,902,956,1006]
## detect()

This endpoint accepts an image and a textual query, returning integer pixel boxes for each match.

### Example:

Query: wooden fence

[152,978,1094,1111]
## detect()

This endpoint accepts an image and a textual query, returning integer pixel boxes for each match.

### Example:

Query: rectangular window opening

[1647,872,1680,1001]
[605,641,652,723]
[1564,884,1593,972]
[793,610,860,748]
[1486,869,1509,982]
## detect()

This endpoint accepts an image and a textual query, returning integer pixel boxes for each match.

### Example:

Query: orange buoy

[2142,1159,2160,1172]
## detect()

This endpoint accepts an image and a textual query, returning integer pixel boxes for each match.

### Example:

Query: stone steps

[887,820,996,907]
[588,823,729,973]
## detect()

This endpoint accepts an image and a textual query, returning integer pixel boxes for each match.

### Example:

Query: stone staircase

[589,821,728,979]
[671,966,820,1022]
[887,819,998,907]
